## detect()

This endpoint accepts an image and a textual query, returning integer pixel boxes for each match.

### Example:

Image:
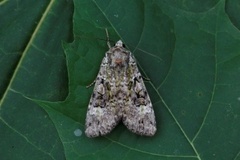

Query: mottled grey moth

[85,29,156,137]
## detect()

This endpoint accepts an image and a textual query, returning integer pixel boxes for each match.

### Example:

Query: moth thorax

[115,58,122,65]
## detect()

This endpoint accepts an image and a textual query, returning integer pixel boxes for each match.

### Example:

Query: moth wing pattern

[122,53,157,136]
[85,56,121,138]
[85,38,157,137]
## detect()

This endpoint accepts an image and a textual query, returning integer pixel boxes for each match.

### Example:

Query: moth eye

[122,44,126,48]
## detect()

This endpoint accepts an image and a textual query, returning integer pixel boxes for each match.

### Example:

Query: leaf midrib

[0,0,55,107]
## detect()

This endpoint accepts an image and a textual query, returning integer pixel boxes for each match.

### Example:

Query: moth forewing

[85,39,156,138]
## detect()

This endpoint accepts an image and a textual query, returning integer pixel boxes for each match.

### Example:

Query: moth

[85,29,156,137]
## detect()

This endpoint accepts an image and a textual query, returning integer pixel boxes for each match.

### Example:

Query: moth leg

[142,75,150,81]
[86,80,96,88]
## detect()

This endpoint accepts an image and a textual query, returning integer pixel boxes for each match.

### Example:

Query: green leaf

[0,0,73,160]
[1,0,240,160]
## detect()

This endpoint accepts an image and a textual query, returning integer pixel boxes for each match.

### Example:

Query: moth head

[108,40,130,67]
[115,40,123,47]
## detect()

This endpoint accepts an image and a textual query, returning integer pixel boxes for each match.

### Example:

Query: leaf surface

[1,0,240,160]
[41,0,240,159]
[0,0,73,159]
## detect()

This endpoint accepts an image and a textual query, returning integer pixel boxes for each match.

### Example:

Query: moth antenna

[105,28,111,49]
